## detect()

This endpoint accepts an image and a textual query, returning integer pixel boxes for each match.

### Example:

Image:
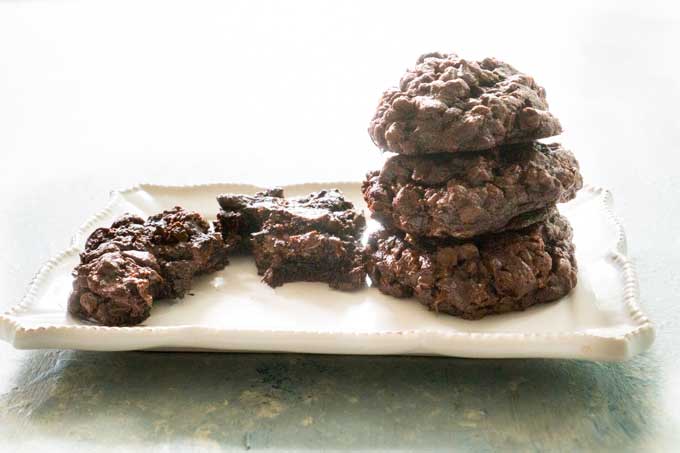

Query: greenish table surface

[1,1,679,451]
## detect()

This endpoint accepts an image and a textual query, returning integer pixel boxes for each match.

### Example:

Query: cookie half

[216,188,367,290]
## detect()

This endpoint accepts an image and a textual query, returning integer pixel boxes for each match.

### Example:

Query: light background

[1,1,679,451]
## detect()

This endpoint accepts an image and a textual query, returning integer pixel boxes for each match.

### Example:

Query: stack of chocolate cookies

[362,52,583,319]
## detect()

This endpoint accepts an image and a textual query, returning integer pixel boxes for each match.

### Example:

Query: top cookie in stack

[368,52,562,155]
[363,52,583,319]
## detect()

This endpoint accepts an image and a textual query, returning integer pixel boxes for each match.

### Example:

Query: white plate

[0,183,654,361]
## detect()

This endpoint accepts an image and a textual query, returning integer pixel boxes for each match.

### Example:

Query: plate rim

[0,182,656,360]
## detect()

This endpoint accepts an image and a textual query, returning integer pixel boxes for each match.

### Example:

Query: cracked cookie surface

[366,213,577,319]
[362,142,582,239]
[369,52,562,154]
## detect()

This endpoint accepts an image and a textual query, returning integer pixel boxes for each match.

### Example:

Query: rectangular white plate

[0,182,654,361]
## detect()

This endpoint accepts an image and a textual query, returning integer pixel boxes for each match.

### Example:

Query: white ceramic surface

[0,183,654,360]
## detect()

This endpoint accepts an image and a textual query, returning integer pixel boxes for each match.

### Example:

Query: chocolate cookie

[217,188,366,290]
[252,211,366,290]
[362,142,582,239]
[366,213,577,319]
[69,207,229,326]
[216,188,361,253]
[368,52,562,154]
[68,250,163,326]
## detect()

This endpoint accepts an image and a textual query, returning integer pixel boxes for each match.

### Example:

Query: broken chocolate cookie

[252,210,366,290]
[216,188,366,290]
[68,207,229,326]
